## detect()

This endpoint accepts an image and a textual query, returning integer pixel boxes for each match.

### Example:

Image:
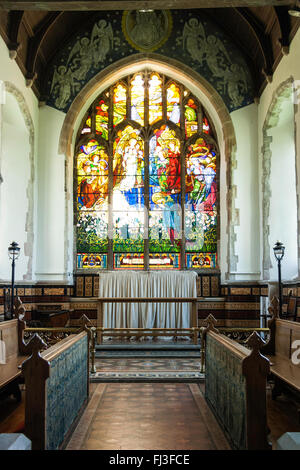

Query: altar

[97,271,198,334]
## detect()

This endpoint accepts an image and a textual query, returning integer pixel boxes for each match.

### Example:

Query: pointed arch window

[75,72,218,270]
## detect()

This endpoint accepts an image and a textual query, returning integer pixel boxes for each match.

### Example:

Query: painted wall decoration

[50,19,120,110]
[178,18,249,108]
[122,10,172,52]
[45,10,254,113]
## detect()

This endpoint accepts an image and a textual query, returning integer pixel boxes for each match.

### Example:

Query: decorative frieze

[230,287,251,295]
[225,302,260,310]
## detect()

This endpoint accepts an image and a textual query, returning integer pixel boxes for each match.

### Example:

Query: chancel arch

[59,57,237,279]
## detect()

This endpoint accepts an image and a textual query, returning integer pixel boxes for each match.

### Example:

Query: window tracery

[75,72,218,270]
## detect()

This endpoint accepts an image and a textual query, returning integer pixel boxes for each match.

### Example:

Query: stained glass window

[130,74,144,126]
[167,83,180,125]
[75,72,218,270]
[81,116,91,135]
[185,99,198,138]
[96,99,109,139]
[113,83,127,127]
[149,74,162,125]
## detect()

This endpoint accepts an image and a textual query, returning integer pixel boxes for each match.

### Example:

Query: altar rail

[97,297,198,343]
[23,324,270,375]
[96,327,199,343]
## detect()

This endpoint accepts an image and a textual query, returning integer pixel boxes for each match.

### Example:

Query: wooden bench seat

[262,298,300,418]
[0,319,26,401]
[1,355,27,388]
[0,299,31,401]
[268,355,300,392]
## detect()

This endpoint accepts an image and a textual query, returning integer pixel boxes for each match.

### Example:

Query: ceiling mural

[46,9,254,113]
[122,10,173,52]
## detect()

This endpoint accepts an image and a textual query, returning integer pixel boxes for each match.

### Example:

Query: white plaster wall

[0,37,39,282]
[0,38,38,124]
[35,106,66,281]
[229,103,260,280]
[268,98,297,280]
[258,28,300,281]
[0,94,30,281]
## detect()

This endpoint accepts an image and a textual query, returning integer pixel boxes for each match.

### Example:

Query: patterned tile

[94,358,201,371]
[67,383,230,450]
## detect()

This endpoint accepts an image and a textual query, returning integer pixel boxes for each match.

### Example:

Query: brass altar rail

[97,297,198,344]
[219,328,270,332]
[97,297,198,301]
[95,327,199,342]
[24,324,270,376]
[25,327,80,332]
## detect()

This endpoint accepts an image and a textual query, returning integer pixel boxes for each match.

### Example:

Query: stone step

[90,371,205,383]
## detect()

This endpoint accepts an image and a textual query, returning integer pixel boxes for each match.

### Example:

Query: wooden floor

[1,381,300,450]
[266,385,300,446]
[0,390,25,434]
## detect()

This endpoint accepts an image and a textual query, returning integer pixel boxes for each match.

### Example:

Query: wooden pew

[31,305,70,327]
[261,297,300,415]
[0,298,30,401]
[284,292,298,322]
[203,315,271,450]
[22,329,90,450]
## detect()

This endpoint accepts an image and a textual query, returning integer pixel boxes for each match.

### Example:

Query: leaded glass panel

[75,72,218,270]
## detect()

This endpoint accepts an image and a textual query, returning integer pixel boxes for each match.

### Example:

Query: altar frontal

[97,271,197,330]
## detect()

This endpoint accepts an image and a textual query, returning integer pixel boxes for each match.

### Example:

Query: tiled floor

[94,358,201,371]
[66,383,231,450]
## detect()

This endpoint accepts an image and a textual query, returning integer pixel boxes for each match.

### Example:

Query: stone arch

[58,54,238,279]
[261,76,299,280]
[3,82,35,280]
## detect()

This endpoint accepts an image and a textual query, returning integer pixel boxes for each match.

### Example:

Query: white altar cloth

[98,271,197,329]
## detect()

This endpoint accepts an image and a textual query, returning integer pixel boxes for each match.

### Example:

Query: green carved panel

[205,333,247,450]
